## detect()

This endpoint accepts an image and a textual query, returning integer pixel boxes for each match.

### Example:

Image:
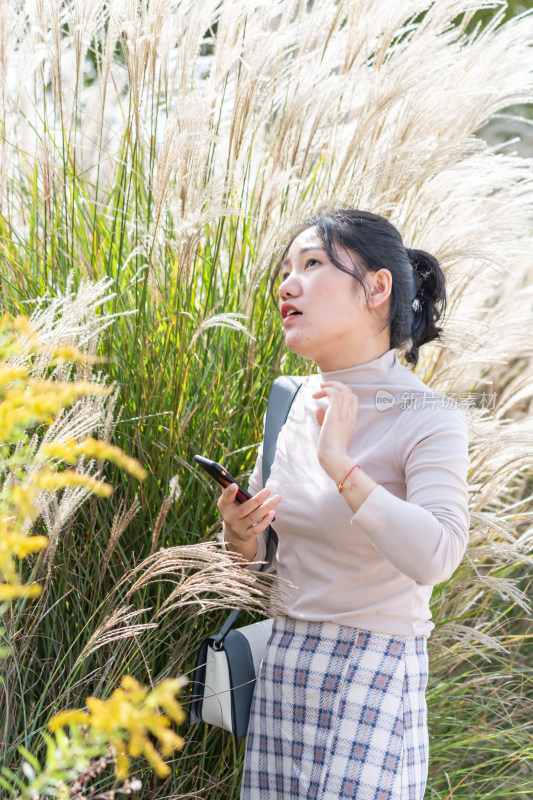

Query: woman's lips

[282,312,302,327]
[281,302,302,319]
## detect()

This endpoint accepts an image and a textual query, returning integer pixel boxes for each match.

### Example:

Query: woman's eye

[280,259,320,281]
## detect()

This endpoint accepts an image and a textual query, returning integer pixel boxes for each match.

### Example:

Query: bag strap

[214,375,303,643]
[262,375,304,486]
[261,375,303,570]
[210,606,241,648]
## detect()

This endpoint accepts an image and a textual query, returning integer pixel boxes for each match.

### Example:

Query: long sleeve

[350,407,470,586]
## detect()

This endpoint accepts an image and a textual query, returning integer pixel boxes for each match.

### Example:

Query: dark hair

[271,208,446,367]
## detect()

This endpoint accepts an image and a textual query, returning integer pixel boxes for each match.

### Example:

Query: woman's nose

[279,273,302,301]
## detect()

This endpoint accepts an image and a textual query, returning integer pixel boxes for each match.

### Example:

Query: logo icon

[376,389,395,411]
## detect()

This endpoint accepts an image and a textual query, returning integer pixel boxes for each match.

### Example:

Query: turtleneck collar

[318,347,398,385]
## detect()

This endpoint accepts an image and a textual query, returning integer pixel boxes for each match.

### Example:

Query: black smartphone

[193,455,252,504]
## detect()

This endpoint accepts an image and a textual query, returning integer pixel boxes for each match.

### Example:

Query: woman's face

[278,226,388,371]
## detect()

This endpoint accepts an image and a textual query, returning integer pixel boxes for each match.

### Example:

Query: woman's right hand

[217,484,282,562]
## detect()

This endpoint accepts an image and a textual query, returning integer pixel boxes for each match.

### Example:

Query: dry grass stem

[150,476,182,555]
[101,497,142,579]
[74,605,158,668]
[124,541,286,619]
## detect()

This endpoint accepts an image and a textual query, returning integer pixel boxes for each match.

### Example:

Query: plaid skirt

[241,616,429,800]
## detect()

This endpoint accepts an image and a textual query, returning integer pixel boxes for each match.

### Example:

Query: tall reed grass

[1,0,532,796]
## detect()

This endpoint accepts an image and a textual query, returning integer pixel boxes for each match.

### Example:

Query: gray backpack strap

[262,375,304,486]
[261,375,303,569]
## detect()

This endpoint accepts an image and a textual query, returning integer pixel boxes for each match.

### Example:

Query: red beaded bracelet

[337,464,360,493]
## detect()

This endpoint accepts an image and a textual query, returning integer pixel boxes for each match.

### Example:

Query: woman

[218,209,470,800]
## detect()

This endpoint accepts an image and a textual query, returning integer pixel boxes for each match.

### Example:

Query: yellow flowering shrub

[0,315,185,796]
[0,315,146,600]
[49,676,186,780]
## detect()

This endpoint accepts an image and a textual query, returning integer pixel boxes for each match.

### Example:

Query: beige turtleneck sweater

[244,348,470,637]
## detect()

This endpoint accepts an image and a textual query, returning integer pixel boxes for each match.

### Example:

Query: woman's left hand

[312,381,358,477]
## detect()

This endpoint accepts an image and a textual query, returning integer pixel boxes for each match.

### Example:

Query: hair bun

[407,248,431,279]
[404,246,447,365]
[407,248,441,298]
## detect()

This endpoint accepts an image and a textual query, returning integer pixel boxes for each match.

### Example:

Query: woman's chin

[283,334,317,362]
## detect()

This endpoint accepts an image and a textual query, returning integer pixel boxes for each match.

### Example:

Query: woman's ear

[368,269,392,309]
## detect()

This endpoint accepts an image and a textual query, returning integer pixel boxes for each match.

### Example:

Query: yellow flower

[0,582,41,600]
[48,675,187,780]
[0,514,48,591]
[14,535,49,558]
[0,364,28,389]
[0,381,109,442]
[0,315,146,605]
[48,709,91,732]
[10,484,42,521]
[50,345,99,365]
[33,470,113,498]
[0,529,49,558]
[43,438,147,482]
